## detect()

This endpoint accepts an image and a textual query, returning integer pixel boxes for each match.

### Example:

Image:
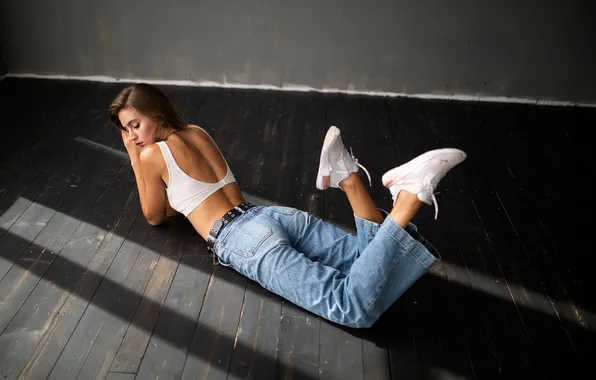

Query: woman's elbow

[147,218,162,226]
[145,213,165,226]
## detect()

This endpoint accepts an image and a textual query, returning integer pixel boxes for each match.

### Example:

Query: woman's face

[118,106,160,147]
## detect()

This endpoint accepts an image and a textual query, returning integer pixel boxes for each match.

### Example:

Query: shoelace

[390,182,440,219]
[430,192,439,219]
[422,176,443,219]
[349,147,372,186]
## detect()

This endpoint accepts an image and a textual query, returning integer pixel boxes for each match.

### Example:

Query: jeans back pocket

[219,217,273,259]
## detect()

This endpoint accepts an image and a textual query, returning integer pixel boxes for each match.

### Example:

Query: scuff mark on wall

[97,19,108,49]
[97,18,109,75]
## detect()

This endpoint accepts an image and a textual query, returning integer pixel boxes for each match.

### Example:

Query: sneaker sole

[382,148,467,188]
[316,126,341,190]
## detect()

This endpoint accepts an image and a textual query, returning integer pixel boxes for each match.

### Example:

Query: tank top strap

[155,141,175,164]
[156,141,179,185]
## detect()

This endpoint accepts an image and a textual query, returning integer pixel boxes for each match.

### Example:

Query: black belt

[206,202,255,253]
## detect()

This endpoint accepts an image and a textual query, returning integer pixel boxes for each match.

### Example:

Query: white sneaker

[381,148,467,219]
[316,126,372,191]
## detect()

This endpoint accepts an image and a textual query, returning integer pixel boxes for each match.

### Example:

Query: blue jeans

[213,205,438,328]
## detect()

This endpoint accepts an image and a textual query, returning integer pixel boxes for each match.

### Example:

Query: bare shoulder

[186,124,212,139]
[139,144,165,167]
[185,124,220,146]
[184,125,226,164]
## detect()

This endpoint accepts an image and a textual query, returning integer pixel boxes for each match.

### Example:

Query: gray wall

[1,0,595,103]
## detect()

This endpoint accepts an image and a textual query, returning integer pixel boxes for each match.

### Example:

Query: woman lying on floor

[108,83,466,328]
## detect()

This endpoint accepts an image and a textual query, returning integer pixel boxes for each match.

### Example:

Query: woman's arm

[122,131,170,226]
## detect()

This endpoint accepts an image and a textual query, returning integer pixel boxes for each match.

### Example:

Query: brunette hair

[108,83,187,131]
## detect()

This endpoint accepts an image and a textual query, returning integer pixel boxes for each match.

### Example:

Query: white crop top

[155,126,237,217]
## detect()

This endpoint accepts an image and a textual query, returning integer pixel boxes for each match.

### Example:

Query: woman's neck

[155,126,177,142]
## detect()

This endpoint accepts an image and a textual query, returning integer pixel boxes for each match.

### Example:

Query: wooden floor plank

[0,117,122,327]
[290,91,327,216]
[275,302,320,380]
[438,101,588,377]
[234,89,285,203]
[0,176,77,279]
[134,253,212,379]
[493,104,595,337]
[207,89,254,181]
[105,373,135,380]
[414,100,496,380]
[319,322,365,380]
[181,265,247,380]
[109,218,186,374]
[541,107,594,326]
[177,87,206,123]
[358,95,398,208]
[0,81,116,197]
[51,216,167,380]
[0,167,138,379]
[29,214,149,380]
[255,90,295,207]
[0,115,92,235]
[0,162,123,334]
[0,123,133,378]
[383,97,480,379]
[362,340,390,380]
[429,100,547,377]
[0,79,88,168]
[0,108,116,239]
[226,281,283,380]
[222,90,268,189]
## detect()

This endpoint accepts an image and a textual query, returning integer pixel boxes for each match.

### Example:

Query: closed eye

[126,118,140,129]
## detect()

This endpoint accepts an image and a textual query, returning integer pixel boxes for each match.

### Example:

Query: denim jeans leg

[216,209,437,328]
[260,206,360,276]
[354,208,418,251]
[377,208,441,259]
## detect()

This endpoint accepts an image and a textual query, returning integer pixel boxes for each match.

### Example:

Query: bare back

[160,125,244,240]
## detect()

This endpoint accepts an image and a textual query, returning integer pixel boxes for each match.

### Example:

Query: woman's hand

[121,130,142,161]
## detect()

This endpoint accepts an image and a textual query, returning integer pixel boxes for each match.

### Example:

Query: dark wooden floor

[0,78,593,380]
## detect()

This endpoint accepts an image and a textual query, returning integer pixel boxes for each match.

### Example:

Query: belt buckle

[211,219,224,236]
[207,219,224,253]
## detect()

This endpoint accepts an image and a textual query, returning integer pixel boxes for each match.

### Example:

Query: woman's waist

[182,188,243,238]
[202,202,258,254]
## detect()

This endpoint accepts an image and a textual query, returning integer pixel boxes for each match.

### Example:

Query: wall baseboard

[4,72,595,108]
